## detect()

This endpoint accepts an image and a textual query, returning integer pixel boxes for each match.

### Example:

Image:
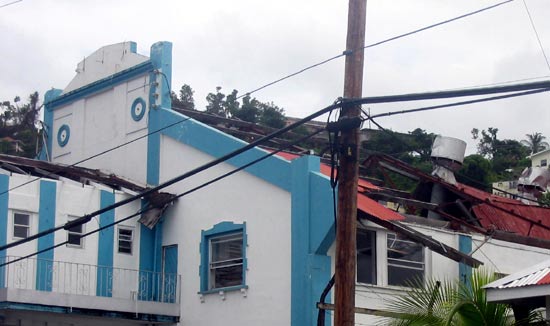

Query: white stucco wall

[329,221,550,325]
[158,135,292,326]
[50,78,150,186]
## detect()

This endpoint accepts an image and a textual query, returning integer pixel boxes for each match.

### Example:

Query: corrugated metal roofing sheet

[276,151,401,221]
[496,267,550,289]
[454,182,550,240]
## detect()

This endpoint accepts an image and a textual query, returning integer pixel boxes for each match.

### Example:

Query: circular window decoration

[131,97,147,121]
[57,124,70,147]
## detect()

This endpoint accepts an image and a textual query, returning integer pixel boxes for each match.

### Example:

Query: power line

[0,0,22,9]
[521,0,550,72]
[4,78,549,252]
[0,126,325,267]
[238,0,513,99]
[0,102,340,252]
[0,116,191,197]
[367,88,550,120]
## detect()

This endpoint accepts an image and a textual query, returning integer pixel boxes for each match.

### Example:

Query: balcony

[0,256,180,322]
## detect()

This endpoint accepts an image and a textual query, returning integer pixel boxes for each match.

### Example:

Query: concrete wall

[344,222,550,325]
[159,136,292,326]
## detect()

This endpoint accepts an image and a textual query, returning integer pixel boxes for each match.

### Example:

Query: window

[200,222,247,293]
[13,212,30,239]
[387,233,425,286]
[210,233,243,289]
[118,227,133,254]
[67,216,84,247]
[541,159,547,167]
[357,228,376,284]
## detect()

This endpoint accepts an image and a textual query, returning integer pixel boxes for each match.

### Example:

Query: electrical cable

[317,103,341,326]
[238,0,514,99]
[4,79,549,252]
[0,0,21,9]
[0,127,326,268]
[521,0,550,72]
[365,88,550,120]
[0,102,340,252]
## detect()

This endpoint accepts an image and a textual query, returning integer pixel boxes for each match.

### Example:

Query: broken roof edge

[0,153,147,193]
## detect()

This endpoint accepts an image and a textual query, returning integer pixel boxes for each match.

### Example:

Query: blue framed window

[200,222,247,293]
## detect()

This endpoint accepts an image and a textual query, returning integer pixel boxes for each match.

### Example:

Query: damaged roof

[0,153,146,192]
[365,153,550,248]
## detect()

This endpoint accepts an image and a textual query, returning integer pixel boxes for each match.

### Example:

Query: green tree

[205,86,226,116]
[257,101,286,129]
[471,127,530,178]
[171,84,195,110]
[0,92,41,158]
[383,269,540,326]
[457,154,494,191]
[234,95,260,123]
[521,132,549,155]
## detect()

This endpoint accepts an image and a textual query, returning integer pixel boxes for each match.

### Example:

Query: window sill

[198,284,248,295]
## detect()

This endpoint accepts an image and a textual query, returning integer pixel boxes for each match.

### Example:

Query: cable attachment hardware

[326,116,362,133]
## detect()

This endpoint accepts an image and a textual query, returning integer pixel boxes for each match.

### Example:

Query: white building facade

[1,41,549,326]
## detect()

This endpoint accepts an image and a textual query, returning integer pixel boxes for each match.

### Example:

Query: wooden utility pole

[334,1,366,325]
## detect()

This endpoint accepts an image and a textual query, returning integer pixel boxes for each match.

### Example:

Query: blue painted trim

[0,174,9,288]
[153,108,291,191]
[291,156,334,326]
[97,190,115,297]
[39,89,62,161]
[148,41,172,111]
[46,60,154,110]
[56,124,70,147]
[129,41,137,53]
[146,42,172,186]
[37,180,56,291]
[459,234,472,286]
[138,201,164,301]
[199,221,247,293]
[131,97,147,121]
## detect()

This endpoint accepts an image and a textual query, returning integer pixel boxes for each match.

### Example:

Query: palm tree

[521,133,549,155]
[381,269,541,326]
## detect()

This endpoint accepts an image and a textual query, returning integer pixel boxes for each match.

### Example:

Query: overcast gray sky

[1,0,549,154]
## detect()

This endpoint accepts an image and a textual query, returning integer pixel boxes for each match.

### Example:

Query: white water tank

[431,135,467,172]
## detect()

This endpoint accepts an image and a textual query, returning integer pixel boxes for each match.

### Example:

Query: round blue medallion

[57,124,70,147]
[131,97,147,121]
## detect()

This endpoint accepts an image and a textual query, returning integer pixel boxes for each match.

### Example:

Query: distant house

[530,148,550,168]
[2,41,550,326]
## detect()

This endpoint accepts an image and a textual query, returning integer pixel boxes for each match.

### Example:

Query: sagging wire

[316,98,343,326]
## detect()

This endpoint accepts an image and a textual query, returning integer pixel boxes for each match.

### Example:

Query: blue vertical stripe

[459,234,472,286]
[291,156,334,326]
[36,180,56,291]
[97,190,115,297]
[0,174,9,288]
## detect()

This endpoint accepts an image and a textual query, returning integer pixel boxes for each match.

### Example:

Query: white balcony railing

[0,256,180,304]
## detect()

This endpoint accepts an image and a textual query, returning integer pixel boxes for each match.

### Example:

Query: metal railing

[0,256,180,304]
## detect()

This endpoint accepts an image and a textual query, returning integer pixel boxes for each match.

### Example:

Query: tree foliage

[170,84,195,111]
[471,127,530,179]
[204,87,286,129]
[457,154,494,192]
[521,132,549,155]
[0,92,41,158]
[382,269,541,326]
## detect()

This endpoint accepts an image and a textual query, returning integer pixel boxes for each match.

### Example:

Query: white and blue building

[1,41,550,325]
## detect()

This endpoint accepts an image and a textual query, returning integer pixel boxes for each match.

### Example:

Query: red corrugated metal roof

[454,182,550,240]
[357,193,404,221]
[275,151,400,221]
